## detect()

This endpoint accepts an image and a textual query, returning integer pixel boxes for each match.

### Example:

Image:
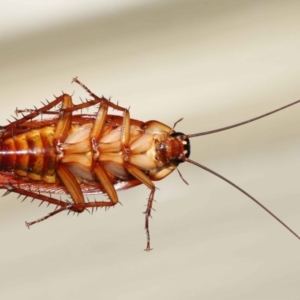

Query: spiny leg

[5,94,70,131]
[3,184,71,227]
[5,184,68,209]
[144,190,156,251]
[71,77,129,113]
[26,206,72,228]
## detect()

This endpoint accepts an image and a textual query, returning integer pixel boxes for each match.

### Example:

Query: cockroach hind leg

[25,206,71,228]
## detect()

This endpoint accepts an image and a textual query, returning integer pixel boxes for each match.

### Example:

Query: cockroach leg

[93,163,118,205]
[56,165,85,211]
[4,184,70,227]
[26,206,71,228]
[53,94,72,146]
[71,77,129,113]
[5,95,68,132]
[7,184,68,208]
[144,189,155,251]
[15,108,60,116]
[52,95,89,214]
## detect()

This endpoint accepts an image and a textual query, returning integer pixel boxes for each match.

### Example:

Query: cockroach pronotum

[1,77,300,251]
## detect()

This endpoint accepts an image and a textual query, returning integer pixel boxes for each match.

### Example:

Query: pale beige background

[0,1,300,299]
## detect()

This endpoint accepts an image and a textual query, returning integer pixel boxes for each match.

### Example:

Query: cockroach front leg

[143,190,156,251]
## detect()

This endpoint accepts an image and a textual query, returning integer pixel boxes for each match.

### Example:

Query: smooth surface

[0,1,300,299]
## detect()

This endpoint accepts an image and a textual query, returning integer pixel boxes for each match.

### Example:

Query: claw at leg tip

[71,77,78,83]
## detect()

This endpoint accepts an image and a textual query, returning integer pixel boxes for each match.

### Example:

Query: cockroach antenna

[177,99,300,241]
[184,99,300,138]
[184,157,300,240]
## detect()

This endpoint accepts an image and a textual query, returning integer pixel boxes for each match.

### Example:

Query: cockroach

[1,77,300,251]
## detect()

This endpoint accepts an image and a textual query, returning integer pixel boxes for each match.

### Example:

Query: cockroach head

[168,131,191,165]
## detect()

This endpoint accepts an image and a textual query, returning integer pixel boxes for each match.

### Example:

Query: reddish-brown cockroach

[1,78,300,251]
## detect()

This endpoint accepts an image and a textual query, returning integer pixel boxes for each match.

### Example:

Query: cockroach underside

[1,78,299,251]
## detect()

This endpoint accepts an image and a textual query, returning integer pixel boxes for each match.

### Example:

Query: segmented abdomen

[0,126,56,182]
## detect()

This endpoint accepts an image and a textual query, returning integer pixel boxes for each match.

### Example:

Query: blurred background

[1,1,300,299]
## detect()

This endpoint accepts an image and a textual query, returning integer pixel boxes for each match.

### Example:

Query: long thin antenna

[185,157,300,240]
[185,99,300,138]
